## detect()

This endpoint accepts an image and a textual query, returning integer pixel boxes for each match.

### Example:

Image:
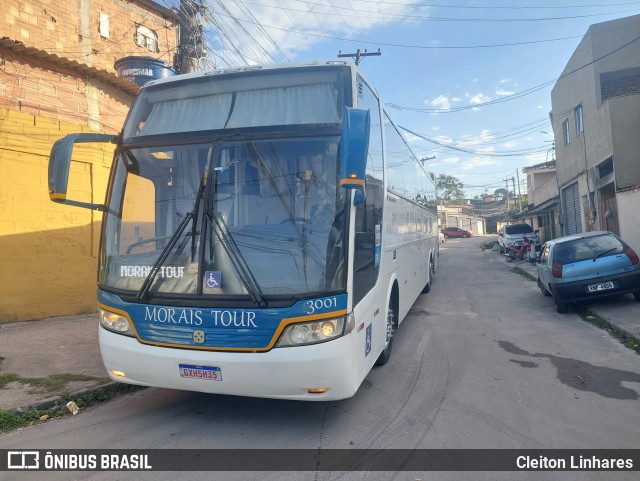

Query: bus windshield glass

[99,136,346,300]
[123,67,345,139]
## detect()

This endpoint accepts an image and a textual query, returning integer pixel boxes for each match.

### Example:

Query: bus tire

[375,299,396,366]
[422,258,434,293]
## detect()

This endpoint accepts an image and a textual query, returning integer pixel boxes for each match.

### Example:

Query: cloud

[499,78,512,83]
[467,92,491,104]
[200,0,432,65]
[461,156,500,171]
[442,157,460,165]
[496,89,515,96]
[431,95,452,110]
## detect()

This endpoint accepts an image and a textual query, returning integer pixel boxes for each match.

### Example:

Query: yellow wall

[0,108,115,322]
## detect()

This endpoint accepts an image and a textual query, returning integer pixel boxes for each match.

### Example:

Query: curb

[16,382,145,413]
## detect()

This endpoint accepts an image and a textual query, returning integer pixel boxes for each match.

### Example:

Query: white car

[498,223,540,254]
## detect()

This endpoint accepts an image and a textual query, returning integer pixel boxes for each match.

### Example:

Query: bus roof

[141,60,357,90]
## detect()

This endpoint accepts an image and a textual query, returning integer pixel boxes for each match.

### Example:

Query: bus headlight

[99,308,135,337]
[276,318,345,347]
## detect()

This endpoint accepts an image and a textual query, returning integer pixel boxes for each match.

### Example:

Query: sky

[161,0,640,198]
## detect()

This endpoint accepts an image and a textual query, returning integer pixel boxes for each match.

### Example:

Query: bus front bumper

[99,326,357,401]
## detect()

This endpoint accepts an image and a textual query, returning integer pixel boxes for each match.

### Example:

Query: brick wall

[0,1,178,321]
[0,0,177,74]
[0,50,132,133]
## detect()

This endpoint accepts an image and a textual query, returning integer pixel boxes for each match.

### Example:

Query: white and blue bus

[48,60,438,400]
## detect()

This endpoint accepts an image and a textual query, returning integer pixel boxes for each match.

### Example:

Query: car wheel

[375,300,396,366]
[463,233,469,238]
[538,278,551,297]
[553,293,568,313]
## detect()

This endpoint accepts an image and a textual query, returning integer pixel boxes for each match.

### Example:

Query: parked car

[498,223,540,254]
[536,230,640,313]
[442,227,473,238]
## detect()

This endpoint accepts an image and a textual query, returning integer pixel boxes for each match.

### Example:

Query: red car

[442,227,473,238]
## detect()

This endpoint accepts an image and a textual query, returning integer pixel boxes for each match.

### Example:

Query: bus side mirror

[48,133,117,210]
[339,107,370,200]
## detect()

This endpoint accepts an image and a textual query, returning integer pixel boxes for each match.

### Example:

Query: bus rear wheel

[375,301,396,366]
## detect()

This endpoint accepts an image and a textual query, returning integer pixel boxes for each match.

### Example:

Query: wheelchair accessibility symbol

[205,271,221,289]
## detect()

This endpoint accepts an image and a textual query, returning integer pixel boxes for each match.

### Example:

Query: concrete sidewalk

[0,255,638,413]
[0,313,112,412]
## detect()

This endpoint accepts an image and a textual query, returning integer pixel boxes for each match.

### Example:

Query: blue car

[536,231,640,313]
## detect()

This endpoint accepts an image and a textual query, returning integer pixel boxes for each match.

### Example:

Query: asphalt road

[1,236,639,481]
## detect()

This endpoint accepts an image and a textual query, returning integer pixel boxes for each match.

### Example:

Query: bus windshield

[99,136,347,300]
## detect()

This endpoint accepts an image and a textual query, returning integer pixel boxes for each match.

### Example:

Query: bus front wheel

[375,301,396,366]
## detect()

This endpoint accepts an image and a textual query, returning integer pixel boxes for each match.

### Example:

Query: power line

[235,0,640,23]
[389,32,640,113]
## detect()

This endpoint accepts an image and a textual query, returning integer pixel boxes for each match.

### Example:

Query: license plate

[587,281,614,293]
[179,364,222,381]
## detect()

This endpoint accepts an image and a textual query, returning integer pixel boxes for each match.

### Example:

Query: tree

[494,188,509,197]
[436,174,466,203]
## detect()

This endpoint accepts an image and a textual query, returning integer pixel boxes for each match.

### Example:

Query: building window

[598,157,613,179]
[574,105,583,135]
[135,25,159,53]
[99,13,110,39]
[562,119,570,145]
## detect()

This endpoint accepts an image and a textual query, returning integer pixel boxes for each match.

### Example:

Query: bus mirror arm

[48,133,117,210]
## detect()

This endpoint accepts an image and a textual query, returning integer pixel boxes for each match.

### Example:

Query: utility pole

[515,169,522,212]
[512,177,518,213]
[420,155,436,166]
[505,179,510,211]
[338,48,381,65]
[175,0,206,74]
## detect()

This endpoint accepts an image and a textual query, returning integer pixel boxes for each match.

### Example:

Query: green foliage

[506,195,528,217]
[436,174,466,203]
[0,409,43,432]
[0,385,142,433]
[20,374,109,393]
[578,308,640,353]
[0,373,20,389]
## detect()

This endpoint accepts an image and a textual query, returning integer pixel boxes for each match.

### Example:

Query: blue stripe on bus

[98,290,347,349]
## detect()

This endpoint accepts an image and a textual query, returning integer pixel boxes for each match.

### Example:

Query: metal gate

[562,182,581,235]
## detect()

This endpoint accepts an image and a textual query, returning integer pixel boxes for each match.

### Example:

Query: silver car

[536,231,640,313]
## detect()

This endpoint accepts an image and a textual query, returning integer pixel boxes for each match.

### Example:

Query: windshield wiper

[594,247,618,261]
[136,211,193,301]
[205,209,266,307]
[190,173,208,262]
